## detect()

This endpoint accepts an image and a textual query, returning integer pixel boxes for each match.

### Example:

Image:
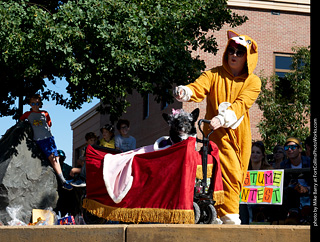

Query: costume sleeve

[20,111,30,121]
[44,111,52,127]
[215,102,243,129]
[186,71,214,103]
[228,75,261,119]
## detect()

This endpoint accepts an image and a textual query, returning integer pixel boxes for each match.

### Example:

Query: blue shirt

[115,135,136,152]
[280,155,310,169]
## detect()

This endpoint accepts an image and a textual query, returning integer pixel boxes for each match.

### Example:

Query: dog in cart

[82,108,223,224]
[159,108,219,224]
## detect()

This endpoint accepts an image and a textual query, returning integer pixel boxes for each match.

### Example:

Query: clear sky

[0,78,99,166]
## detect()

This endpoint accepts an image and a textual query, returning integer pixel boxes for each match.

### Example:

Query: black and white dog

[154,108,200,150]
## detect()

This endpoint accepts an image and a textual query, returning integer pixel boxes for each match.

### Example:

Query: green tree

[256,46,311,153]
[0,0,247,121]
[0,0,67,119]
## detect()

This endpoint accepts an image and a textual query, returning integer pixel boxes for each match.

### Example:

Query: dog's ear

[191,108,200,122]
[162,113,170,123]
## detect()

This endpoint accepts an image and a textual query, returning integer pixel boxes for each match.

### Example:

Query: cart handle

[197,119,214,139]
[197,119,214,192]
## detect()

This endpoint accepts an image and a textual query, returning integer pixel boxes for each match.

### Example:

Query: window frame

[143,93,150,120]
[274,52,294,76]
[273,52,295,103]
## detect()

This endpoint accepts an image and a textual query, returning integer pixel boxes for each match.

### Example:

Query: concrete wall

[0,225,125,242]
[0,225,310,242]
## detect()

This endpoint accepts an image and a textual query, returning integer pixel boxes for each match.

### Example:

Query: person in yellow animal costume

[174,30,261,224]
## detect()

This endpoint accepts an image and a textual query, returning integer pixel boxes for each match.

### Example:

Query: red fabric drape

[83,137,223,224]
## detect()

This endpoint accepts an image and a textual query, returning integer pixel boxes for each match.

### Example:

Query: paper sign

[243,172,251,186]
[264,171,273,186]
[273,171,282,187]
[250,171,258,185]
[257,188,264,203]
[248,189,257,203]
[263,187,273,203]
[241,187,251,202]
[256,171,265,186]
[240,170,284,205]
[272,188,282,204]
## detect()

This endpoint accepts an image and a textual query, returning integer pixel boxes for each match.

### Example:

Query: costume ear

[191,108,200,122]
[162,113,170,123]
[227,30,239,39]
[251,41,257,52]
[248,39,258,53]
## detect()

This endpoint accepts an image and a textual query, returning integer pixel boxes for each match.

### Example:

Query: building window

[161,99,168,110]
[160,89,169,110]
[274,53,294,102]
[274,54,293,77]
[143,94,149,119]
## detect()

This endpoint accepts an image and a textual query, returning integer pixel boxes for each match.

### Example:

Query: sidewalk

[0,224,310,242]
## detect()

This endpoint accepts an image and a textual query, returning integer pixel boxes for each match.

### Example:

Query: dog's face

[162,108,200,144]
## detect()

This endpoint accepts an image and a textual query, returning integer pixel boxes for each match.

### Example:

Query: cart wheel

[202,204,217,224]
[193,202,201,224]
[83,209,106,224]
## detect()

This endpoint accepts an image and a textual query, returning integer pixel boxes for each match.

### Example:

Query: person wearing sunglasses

[281,137,310,169]
[280,137,311,224]
[174,30,260,224]
[20,94,73,191]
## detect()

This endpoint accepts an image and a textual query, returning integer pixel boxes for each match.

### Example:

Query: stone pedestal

[0,121,58,224]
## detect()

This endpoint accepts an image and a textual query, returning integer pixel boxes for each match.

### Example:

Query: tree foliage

[0,0,247,120]
[256,46,311,153]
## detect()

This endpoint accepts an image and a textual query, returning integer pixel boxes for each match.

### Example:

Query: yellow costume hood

[223,30,258,76]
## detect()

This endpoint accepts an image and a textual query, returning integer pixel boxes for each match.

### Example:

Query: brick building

[70,0,310,165]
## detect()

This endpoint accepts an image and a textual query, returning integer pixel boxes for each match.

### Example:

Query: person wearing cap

[99,124,115,149]
[281,137,311,224]
[280,137,310,169]
[174,30,261,224]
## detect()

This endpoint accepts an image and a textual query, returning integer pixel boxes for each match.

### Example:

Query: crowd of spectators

[240,136,311,225]
[56,119,136,217]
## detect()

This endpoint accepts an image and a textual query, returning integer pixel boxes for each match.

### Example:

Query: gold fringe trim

[83,198,195,224]
[196,164,213,179]
[213,190,224,206]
